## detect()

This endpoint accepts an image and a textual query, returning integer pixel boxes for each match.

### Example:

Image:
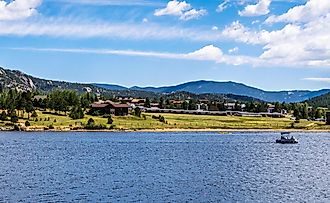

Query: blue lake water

[0,131,329,202]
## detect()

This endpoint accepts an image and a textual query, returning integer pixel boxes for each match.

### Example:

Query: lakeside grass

[1,110,329,131]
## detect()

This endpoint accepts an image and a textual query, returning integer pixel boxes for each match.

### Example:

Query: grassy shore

[1,110,329,132]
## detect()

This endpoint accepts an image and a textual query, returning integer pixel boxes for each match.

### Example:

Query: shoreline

[3,128,330,133]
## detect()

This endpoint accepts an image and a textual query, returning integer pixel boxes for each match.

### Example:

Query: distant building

[150,103,160,108]
[198,99,209,104]
[33,95,48,100]
[196,103,208,111]
[130,99,145,106]
[281,109,288,115]
[267,104,275,113]
[225,103,236,110]
[90,101,129,116]
[170,100,184,108]
[327,112,330,125]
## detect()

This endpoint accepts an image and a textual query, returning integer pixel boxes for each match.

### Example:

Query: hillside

[2,67,327,103]
[96,80,330,103]
[307,93,330,108]
[0,67,260,103]
[0,67,99,93]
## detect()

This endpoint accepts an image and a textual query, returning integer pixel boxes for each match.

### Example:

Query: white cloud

[0,0,329,69]
[239,0,271,17]
[251,20,260,25]
[266,0,330,24]
[222,21,263,44]
[142,18,148,23]
[303,78,330,83]
[211,26,218,31]
[217,0,230,13]
[3,17,329,68]
[0,0,42,21]
[11,45,256,66]
[179,8,207,21]
[154,0,207,21]
[228,47,239,54]
[221,17,330,67]
[55,0,161,6]
[0,18,222,41]
[186,45,223,62]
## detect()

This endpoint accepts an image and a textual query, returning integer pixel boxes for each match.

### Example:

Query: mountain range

[95,81,330,103]
[0,67,329,103]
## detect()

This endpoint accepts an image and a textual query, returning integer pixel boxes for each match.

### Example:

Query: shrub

[48,124,55,129]
[85,124,107,130]
[88,110,102,116]
[13,124,20,131]
[35,118,38,122]
[87,118,95,126]
[54,119,57,123]
[84,118,108,130]
[25,121,31,127]
[107,116,113,124]
[103,114,111,118]
[134,107,141,117]
[159,116,166,123]
[11,116,18,123]
[31,111,38,118]
[69,105,84,120]
[0,111,7,121]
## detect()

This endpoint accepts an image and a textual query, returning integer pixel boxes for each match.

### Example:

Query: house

[33,95,48,101]
[130,99,145,107]
[198,99,209,104]
[281,109,288,115]
[150,103,160,108]
[196,103,208,111]
[225,103,236,110]
[327,112,330,125]
[90,101,130,116]
[170,100,184,108]
[267,104,275,113]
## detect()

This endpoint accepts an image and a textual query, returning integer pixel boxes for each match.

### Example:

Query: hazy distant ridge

[95,80,330,103]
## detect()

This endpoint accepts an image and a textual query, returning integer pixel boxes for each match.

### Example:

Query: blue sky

[0,0,330,91]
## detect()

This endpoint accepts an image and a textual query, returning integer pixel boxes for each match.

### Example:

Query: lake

[0,132,329,202]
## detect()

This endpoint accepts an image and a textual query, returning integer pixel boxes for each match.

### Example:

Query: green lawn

[5,110,328,131]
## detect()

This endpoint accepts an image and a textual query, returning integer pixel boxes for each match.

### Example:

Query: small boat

[276,136,298,144]
[281,132,291,135]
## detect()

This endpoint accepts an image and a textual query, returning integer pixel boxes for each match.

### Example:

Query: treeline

[0,89,98,121]
[307,92,330,109]
[144,97,326,119]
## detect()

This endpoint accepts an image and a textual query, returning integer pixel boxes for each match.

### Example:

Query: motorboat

[276,136,298,144]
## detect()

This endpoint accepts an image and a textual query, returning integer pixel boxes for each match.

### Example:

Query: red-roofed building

[90,101,129,116]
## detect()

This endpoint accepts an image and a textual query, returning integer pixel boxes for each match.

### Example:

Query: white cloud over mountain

[154,0,207,21]
[303,78,330,83]
[12,45,255,66]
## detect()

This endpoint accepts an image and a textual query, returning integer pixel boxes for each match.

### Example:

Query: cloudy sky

[0,0,329,90]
